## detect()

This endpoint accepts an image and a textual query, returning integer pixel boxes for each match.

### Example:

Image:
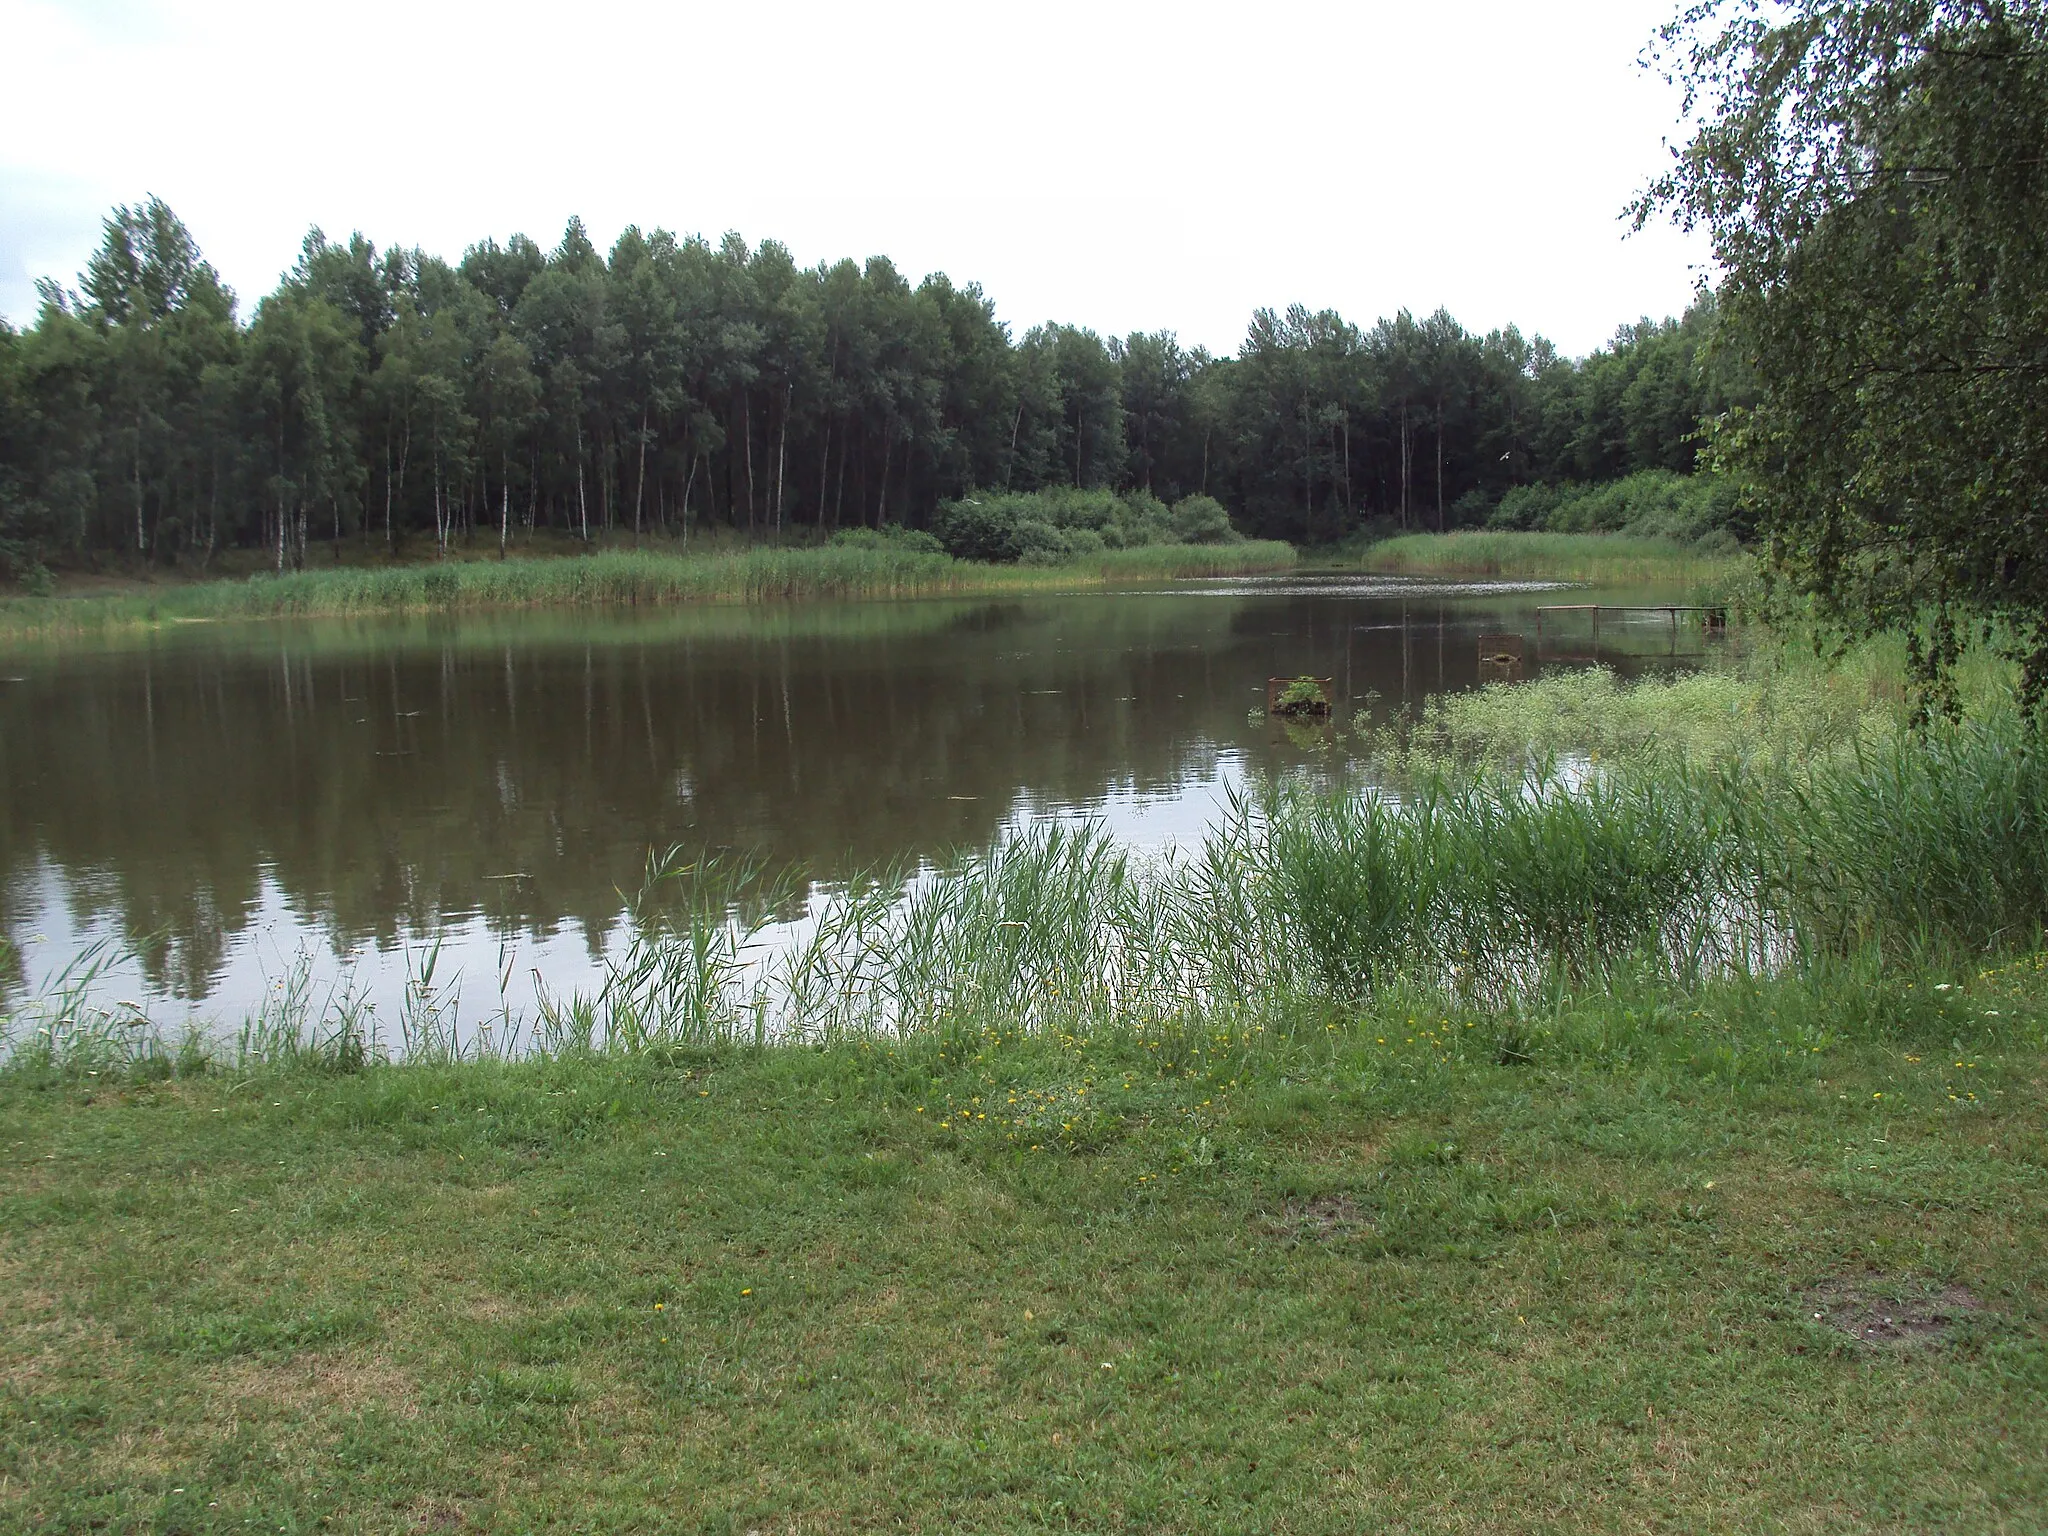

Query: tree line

[0,200,1734,579]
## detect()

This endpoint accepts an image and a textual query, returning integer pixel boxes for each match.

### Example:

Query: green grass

[1360,632,2025,776]
[1368,658,1894,772]
[0,541,1296,641]
[1359,530,1746,589]
[2,959,2044,1531]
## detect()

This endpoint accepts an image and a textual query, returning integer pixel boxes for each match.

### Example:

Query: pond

[0,575,1711,1031]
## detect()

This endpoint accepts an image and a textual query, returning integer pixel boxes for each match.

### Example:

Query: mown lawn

[3,968,2044,1533]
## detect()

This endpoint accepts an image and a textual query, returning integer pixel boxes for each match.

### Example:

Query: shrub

[1110,490,1174,548]
[1488,484,1568,531]
[1485,473,1743,542]
[1169,495,1240,545]
[932,499,1026,562]
[1451,487,1495,527]
[1014,519,1073,565]
[933,490,1243,563]
[1063,527,1107,556]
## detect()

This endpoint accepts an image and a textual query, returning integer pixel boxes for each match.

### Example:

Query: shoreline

[0,540,1299,643]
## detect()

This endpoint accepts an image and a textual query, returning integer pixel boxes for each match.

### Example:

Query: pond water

[0,575,1711,1031]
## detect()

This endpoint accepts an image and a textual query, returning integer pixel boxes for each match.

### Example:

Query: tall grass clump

[555,721,2047,1047]
[1784,712,2048,957]
[1372,662,1898,775]
[1441,770,1743,989]
[1359,530,1744,591]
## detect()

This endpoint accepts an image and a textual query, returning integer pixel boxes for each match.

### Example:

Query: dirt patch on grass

[0,1297,128,1390]
[1269,1193,1370,1242]
[215,1353,418,1418]
[458,1290,526,1322]
[405,1497,471,1530]
[1804,1275,1981,1349]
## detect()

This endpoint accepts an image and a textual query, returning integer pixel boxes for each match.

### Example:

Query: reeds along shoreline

[0,540,1297,639]
[1358,530,1745,589]
[11,711,2046,1076]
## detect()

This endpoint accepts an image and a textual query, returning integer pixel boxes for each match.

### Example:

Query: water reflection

[0,577,1705,1021]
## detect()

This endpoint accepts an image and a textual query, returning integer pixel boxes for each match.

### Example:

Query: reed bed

[528,711,2048,1050]
[0,541,1296,639]
[1359,530,1745,589]
[19,711,2038,1079]
[1371,662,1894,773]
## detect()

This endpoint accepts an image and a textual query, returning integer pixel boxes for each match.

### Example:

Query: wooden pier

[1535,604,1729,647]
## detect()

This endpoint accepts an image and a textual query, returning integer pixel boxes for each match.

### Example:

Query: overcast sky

[1,0,1710,357]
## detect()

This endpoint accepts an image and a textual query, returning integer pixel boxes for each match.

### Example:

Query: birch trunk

[575,417,589,543]
[742,393,757,533]
[634,404,648,540]
[775,383,790,533]
[681,453,699,547]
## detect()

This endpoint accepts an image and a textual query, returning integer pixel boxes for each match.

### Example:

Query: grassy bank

[1358,530,1746,589]
[3,957,2044,1531]
[0,540,1296,641]
[1351,631,2024,778]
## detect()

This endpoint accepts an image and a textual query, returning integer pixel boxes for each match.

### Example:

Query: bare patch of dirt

[1804,1276,1981,1349]
[213,1354,418,1418]
[0,1301,129,1390]
[461,1291,525,1322]
[407,1497,468,1531]
[1269,1193,1370,1242]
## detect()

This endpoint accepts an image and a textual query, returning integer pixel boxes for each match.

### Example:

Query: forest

[0,200,1735,578]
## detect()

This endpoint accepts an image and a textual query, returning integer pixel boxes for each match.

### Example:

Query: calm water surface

[0,575,1710,1029]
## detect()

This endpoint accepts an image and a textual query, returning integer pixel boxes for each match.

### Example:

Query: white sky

[1,0,1711,358]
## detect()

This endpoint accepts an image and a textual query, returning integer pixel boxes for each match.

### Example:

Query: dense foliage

[1487,468,1745,547]
[1640,0,2048,710]
[0,204,1732,578]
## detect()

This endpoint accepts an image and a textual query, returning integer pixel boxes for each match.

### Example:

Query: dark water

[0,576,1706,1024]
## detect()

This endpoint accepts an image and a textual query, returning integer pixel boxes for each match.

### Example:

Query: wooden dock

[1534,604,1729,645]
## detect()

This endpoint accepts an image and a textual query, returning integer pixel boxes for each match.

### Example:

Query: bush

[1451,488,1495,528]
[931,500,1025,563]
[1064,527,1107,557]
[1694,527,1741,557]
[1110,490,1174,547]
[1014,519,1073,565]
[1169,495,1240,545]
[934,490,1244,563]
[1488,484,1568,531]
[1487,473,1742,543]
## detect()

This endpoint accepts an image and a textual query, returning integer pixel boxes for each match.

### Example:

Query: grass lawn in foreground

[2,966,2045,1533]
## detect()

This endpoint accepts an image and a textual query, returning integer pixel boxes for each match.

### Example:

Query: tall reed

[11,716,2042,1072]
[1359,530,1744,590]
[0,541,1297,640]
